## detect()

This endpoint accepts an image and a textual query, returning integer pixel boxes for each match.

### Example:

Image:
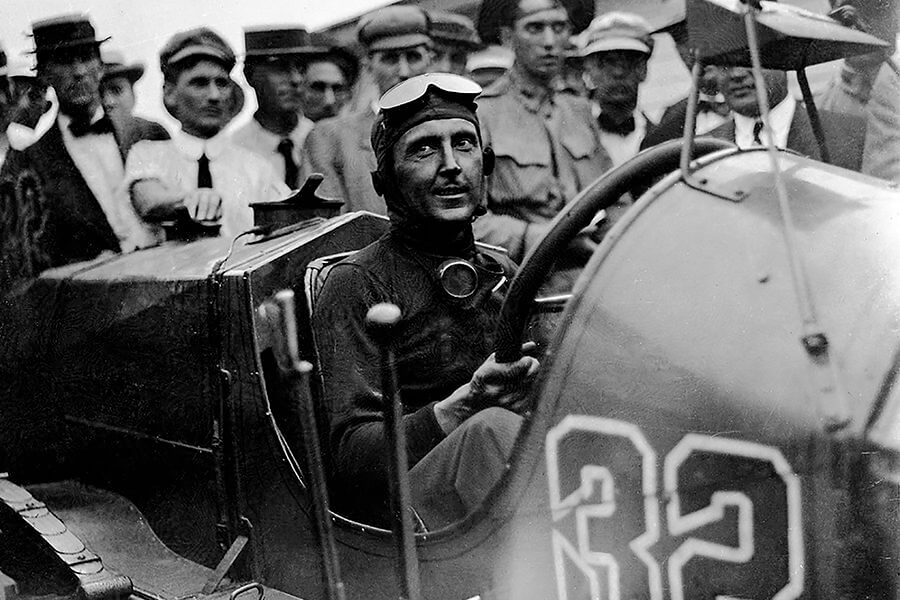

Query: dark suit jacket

[642,98,691,150]
[0,120,122,291]
[706,105,866,172]
[643,100,866,173]
[117,115,170,157]
[300,108,385,215]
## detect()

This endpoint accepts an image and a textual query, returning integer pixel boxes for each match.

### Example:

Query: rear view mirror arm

[796,67,832,165]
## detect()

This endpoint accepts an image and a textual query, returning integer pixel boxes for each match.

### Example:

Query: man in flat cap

[233,26,317,189]
[473,0,610,279]
[299,33,358,123]
[125,27,288,241]
[0,14,156,292]
[100,48,169,156]
[578,12,656,166]
[429,10,482,76]
[465,45,514,87]
[314,73,539,529]
[301,5,434,215]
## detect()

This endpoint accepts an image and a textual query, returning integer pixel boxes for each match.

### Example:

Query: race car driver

[312,73,540,530]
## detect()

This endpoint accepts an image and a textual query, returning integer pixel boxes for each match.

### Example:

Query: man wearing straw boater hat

[0,14,154,292]
[233,26,317,189]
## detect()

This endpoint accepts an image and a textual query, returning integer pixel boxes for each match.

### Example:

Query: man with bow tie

[0,14,154,293]
[578,12,656,167]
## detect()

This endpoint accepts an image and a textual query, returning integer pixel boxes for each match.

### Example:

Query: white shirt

[124,129,290,239]
[231,115,313,188]
[593,105,650,167]
[733,95,796,150]
[58,108,155,252]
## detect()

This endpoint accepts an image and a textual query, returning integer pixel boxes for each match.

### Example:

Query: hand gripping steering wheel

[493,138,735,363]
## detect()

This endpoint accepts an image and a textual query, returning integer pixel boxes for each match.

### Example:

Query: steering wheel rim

[493,137,735,363]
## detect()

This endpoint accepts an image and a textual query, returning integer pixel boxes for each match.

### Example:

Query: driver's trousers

[408,406,523,531]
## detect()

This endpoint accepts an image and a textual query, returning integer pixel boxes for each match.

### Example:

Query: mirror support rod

[275,291,347,600]
[795,67,831,165]
[679,54,704,177]
[742,2,852,432]
[367,303,422,600]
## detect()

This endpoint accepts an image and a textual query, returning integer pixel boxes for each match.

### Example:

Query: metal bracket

[202,517,254,595]
[682,173,747,203]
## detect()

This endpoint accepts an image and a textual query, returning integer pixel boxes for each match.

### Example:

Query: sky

[0,0,393,123]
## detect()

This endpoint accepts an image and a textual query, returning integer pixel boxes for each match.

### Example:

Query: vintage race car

[0,2,897,599]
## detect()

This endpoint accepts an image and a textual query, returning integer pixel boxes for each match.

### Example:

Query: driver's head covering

[371,74,482,178]
[370,74,483,220]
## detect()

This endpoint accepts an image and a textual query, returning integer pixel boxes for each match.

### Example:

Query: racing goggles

[437,257,507,299]
[378,72,482,111]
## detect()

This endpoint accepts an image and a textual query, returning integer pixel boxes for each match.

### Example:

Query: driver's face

[392,118,483,224]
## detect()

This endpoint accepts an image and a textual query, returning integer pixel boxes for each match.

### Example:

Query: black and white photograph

[0,0,898,598]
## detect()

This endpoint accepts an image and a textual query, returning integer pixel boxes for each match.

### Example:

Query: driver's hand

[434,343,540,434]
[183,189,223,223]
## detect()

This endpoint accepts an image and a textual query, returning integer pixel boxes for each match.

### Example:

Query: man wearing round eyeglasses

[302,6,434,216]
[313,73,540,529]
[474,0,611,276]
[299,34,358,123]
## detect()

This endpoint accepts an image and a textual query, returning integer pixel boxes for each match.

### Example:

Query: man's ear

[482,146,495,176]
[499,26,514,49]
[162,80,177,118]
[370,170,384,197]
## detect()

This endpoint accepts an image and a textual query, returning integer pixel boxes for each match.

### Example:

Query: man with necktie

[0,14,154,293]
[125,28,288,241]
[708,66,866,172]
[232,27,319,190]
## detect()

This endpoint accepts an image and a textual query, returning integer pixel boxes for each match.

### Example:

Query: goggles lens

[378,72,482,111]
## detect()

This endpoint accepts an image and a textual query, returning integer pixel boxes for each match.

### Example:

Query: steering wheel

[494,138,735,363]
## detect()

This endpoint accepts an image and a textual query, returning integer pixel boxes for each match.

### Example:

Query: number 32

[546,415,804,600]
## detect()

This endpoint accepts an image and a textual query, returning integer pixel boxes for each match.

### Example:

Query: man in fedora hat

[125,27,287,241]
[299,33,358,123]
[233,26,316,189]
[301,5,434,215]
[0,14,156,292]
[100,48,169,155]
